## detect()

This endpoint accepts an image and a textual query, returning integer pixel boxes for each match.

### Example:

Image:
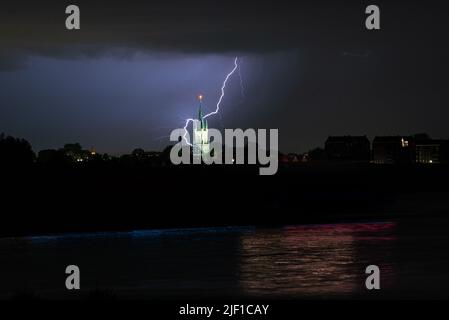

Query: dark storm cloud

[0,0,301,67]
[0,51,26,70]
[2,0,441,68]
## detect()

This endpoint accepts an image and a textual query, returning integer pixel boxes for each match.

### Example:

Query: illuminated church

[192,95,210,157]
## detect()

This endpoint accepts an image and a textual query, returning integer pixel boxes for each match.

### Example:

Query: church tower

[192,95,210,158]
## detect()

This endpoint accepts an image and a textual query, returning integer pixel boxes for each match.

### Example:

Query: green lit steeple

[198,94,206,130]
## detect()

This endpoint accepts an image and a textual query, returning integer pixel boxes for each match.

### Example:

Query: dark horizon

[2,130,449,157]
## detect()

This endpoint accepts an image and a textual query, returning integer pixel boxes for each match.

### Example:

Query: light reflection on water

[3,220,446,299]
[238,222,397,297]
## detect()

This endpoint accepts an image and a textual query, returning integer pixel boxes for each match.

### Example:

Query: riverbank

[1,163,449,237]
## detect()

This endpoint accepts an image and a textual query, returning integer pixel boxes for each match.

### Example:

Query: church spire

[192,94,210,157]
[198,94,204,119]
[198,94,205,129]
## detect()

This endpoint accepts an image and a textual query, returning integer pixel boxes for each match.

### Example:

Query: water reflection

[0,222,402,299]
[238,222,397,297]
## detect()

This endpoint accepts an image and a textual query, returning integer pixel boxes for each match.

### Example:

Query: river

[1,219,448,299]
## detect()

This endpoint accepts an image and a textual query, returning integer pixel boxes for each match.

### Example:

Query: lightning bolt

[203,57,239,119]
[182,118,195,146]
[238,59,245,99]
[182,57,240,146]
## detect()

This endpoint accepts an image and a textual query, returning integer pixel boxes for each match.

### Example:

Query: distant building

[415,139,449,164]
[372,136,415,164]
[325,136,370,161]
[301,153,310,162]
[280,153,301,164]
[192,95,210,158]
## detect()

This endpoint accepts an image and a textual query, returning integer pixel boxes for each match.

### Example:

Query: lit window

[401,138,409,148]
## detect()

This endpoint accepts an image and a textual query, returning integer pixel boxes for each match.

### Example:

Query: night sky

[1,0,448,154]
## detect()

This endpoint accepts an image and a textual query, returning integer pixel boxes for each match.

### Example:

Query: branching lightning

[182,57,240,146]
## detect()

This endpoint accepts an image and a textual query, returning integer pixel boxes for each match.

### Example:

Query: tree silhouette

[0,134,35,167]
[37,149,70,165]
